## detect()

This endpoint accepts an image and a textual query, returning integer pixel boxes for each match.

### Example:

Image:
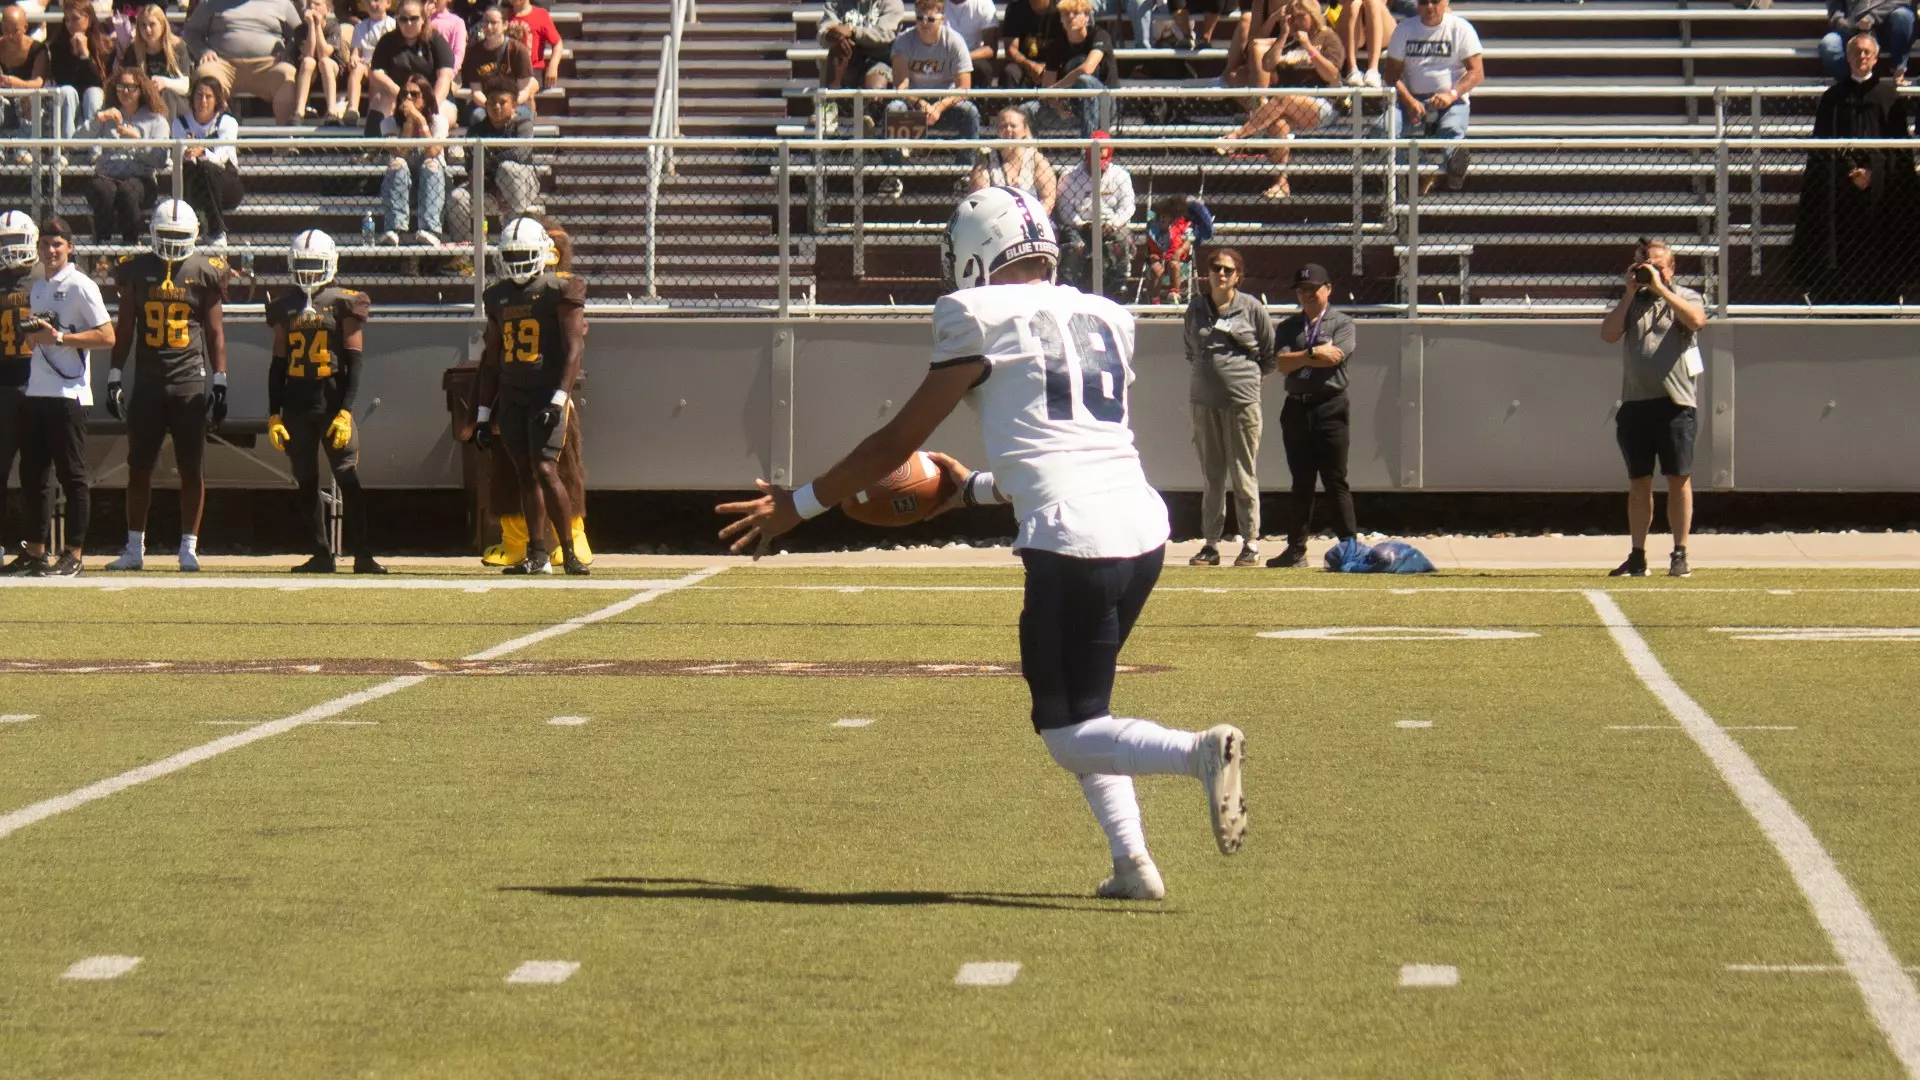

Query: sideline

[1585,590,1920,1078]
[0,568,725,842]
[0,576,692,591]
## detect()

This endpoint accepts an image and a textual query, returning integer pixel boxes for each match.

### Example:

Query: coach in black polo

[1268,262,1358,568]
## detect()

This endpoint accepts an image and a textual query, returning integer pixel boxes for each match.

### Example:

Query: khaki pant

[197,53,297,103]
[1191,401,1262,547]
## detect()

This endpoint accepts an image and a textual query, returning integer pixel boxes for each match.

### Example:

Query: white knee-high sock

[1041,715,1202,778]
[1078,773,1148,860]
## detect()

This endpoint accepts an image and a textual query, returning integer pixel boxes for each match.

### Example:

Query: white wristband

[212,371,228,388]
[108,368,121,384]
[475,405,491,423]
[791,482,829,520]
[549,389,569,407]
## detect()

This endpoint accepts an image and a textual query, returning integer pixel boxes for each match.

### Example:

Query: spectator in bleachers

[118,4,194,118]
[0,7,50,157]
[1054,131,1134,298]
[1216,0,1344,199]
[878,0,978,189]
[368,0,453,134]
[47,1,112,139]
[1378,0,1480,193]
[428,0,466,73]
[1789,33,1920,303]
[290,0,344,121]
[1029,0,1112,138]
[946,0,999,77]
[817,0,904,132]
[457,6,532,124]
[1158,0,1225,52]
[173,75,244,245]
[506,0,561,92]
[1820,0,1914,79]
[968,106,1058,211]
[340,0,394,126]
[1000,0,1061,88]
[1224,0,1286,89]
[446,75,539,243]
[84,68,169,262]
[183,0,303,127]
[376,72,447,246]
[1144,194,1195,303]
[1184,245,1273,567]
[1333,0,1410,88]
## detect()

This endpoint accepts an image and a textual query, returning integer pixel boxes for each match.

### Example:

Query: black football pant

[286,409,370,560]
[1280,392,1357,546]
[18,395,88,551]
[1018,545,1164,732]
[0,385,53,550]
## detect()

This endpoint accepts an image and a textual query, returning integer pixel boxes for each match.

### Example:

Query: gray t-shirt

[891,25,972,90]
[1276,307,1358,397]
[184,0,301,62]
[1184,291,1275,408]
[1621,285,1703,407]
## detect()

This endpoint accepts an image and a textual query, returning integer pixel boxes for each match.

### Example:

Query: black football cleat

[353,556,389,575]
[1668,550,1691,579]
[0,548,45,576]
[1609,552,1649,578]
[562,555,590,576]
[503,554,553,576]
[291,553,337,573]
[30,552,82,577]
[1265,543,1310,569]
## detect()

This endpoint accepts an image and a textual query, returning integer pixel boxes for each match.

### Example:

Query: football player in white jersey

[719,187,1248,900]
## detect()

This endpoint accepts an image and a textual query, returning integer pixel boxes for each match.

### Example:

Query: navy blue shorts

[1018,546,1165,731]
[1615,397,1696,479]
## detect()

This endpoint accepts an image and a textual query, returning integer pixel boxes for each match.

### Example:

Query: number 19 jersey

[931,281,1169,559]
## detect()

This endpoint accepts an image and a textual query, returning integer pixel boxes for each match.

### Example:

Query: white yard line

[1586,590,1920,1078]
[691,585,1920,595]
[0,576,689,591]
[1730,964,1920,974]
[0,568,724,842]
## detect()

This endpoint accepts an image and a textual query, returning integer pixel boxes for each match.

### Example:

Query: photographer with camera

[1599,237,1707,579]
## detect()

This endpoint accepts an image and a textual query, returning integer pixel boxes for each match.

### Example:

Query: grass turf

[0,568,1915,1078]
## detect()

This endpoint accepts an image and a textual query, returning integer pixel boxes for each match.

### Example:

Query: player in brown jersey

[265,229,386,574]
[0,209,47,573]
[467,216,588,576]
[103,199,232,572]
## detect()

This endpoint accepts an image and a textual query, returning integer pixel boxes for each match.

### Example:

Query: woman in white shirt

[967,107,1058,214]
[377,73,448,245]
[171,75,243,246]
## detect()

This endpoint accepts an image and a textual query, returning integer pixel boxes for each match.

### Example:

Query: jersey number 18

[1026,310,1125,423]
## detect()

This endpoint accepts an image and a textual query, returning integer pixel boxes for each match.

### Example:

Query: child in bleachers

[292,0,345,123]
[341,0,395,127]
[1144,195,1195,304]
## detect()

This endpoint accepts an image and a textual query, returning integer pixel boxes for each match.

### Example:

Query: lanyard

[1304,309,1326,349]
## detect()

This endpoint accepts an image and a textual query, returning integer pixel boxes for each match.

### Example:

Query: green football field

[3,565,1919,1079]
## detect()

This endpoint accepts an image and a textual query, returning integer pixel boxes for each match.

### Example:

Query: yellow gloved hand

[266,414,290,453]
[326,410,353,450]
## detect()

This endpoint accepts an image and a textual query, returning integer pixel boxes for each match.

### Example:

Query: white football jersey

[931,281,1169,559]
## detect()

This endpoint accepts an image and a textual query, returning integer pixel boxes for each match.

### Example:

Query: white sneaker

[412,230,440,247]
[103,547,143,571]
[178,545,200,572]
[377,230,402,247]
[1095,853,1166,900]
[1197,725,1248,855]
[1345,68,1365,86]
[1363,69,1383,88]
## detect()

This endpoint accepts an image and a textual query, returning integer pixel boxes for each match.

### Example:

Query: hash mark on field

[955,962,1021,987]
[1399,964,1459,988]
[1396,719,1433,729]
[0,714,35,723]
[506,960,579,985]
[198,720,378,726]
[62,956,141,981]
[1607,725,1798,731]
[547,716,590,726]
[834,718,876,728]
[1730,964,1920,974]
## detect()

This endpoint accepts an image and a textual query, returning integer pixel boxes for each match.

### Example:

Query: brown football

[841,451,960,527]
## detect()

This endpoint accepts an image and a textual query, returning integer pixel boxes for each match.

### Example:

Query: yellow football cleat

[483,514,529,566]
[570,516,592,565]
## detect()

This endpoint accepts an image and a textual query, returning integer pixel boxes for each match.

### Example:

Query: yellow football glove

[326,410,353,450]
[266,414,290,453]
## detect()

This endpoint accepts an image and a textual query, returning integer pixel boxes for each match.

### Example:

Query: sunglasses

[397,14,422,22]
[405,89,424,97]
[1208,265,1238,275]
[116,83,141,91]
[916,13,941,21]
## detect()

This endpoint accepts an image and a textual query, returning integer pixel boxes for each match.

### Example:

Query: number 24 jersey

[266,287,372,412]
[931,281,1169,559]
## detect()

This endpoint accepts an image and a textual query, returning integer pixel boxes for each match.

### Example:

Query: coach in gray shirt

[1268,262,1359,569]
[1184,246,1274,567]
[184,0,302,125]
[1600,236,1708,579]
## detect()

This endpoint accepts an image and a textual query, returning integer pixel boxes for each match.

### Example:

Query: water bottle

[360,213,374,245]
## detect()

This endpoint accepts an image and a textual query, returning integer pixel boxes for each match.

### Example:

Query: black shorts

[1018,545,1165,731]
[126,381,207,473]
[1615,397,1696,479]
[496,384,568,466]
[1169,0,1233,15]
[283,407,360,483]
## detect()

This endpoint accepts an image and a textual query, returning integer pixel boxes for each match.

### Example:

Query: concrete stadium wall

[84,317,1920,493]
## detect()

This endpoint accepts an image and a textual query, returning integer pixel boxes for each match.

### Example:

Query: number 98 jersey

[112,252,230,386]
[483,270,587,394]
[931,281,1169,559]
[267,286,372,413]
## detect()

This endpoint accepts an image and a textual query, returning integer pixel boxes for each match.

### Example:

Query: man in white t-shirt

[16,218,113,577]
[1379,0,1483,192]
[945,0,999,74]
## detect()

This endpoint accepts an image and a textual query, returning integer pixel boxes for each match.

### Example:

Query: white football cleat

[103,546,144,571]
[1198,725,1248,855]
[1095,853,1166,901]
[177,544,200,572]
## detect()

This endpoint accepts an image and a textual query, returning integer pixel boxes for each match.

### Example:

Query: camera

[17,312,48,333]
[1631,265,1654,285]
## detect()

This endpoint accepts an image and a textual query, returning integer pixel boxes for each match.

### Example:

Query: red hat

[1089,130,1113,167]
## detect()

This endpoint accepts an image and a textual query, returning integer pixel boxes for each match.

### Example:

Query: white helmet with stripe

[290,228,338,293]
[496,216,553,285]
[150,198,199,262]
[942,185,1057,291]
[0,210,37,270]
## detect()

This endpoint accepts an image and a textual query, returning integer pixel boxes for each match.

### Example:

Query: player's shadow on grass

[502,877,1165,914]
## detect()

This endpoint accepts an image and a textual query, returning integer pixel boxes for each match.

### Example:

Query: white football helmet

[0,210,37,270]
[496,216,553,285]
[150,199,199,262]
[942,185,1057,291]
[290,229,338,295]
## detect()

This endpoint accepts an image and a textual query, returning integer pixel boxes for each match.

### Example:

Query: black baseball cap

[1293,262,1331,288]
[38,217,73,242]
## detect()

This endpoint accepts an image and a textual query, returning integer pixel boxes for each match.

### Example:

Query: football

[840,451,960,527]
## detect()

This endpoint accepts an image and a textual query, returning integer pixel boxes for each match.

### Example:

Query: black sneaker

[1233,546,1261,567]
[1609,552,1649,577]
[503,554,553,576]
[1265,543,1309,569]
[562,554,591,576]
[1668,550,1691,578]
[30,552,81,577]
[291,553,336,573]
[353,556,389,575]
[0,548,43,576]
[1445,146,1471,190]
[1188,545,1220,566]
